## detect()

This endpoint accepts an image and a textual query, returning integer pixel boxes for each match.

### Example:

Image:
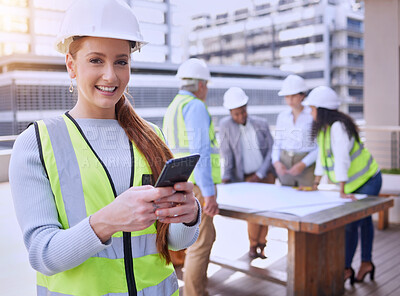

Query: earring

[125,86,129,95]
[69,80,74,93]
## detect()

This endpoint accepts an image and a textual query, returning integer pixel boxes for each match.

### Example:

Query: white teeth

[97,86,116,92]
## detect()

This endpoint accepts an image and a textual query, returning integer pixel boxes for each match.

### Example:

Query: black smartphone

[154,154,200,187]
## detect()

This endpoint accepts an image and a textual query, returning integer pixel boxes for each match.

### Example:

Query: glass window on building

[279,0,295,5]
[255,3,271,11]
[0,0,27,7]
[0,15,29,33]
[347,36,363,50]
[347,18,363,33]
[347,53,363,67]
[35,42,57,56]
[349,88,363,99]
[348,71,363,85]
[349,105,363,113]
[34,18,61,36]
[1,42,29,55]
[301,70,324,79]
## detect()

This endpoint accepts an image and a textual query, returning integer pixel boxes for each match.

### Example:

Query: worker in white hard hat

[219,87,276,259]
[304,86,381,285]
[272,74,318,187]
[9,1,200,295]
[163,58,220,296]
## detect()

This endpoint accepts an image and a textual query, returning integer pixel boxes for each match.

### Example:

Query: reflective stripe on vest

[163,94,221,184]
[317,125,379,194]
[37,274,179,296]
[35,114,177,296]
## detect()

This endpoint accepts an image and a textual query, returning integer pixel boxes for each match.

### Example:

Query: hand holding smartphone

[154,154,200,187]
[151,154,200,222]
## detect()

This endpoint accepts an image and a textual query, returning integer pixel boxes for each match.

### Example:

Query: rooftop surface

[1,182,399,296]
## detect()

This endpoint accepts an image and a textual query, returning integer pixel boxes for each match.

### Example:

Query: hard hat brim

[55,34,148,55]
[223,97,249,110]
[278,89,308,96]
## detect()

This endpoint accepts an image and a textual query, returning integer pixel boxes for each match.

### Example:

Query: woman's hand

[287,162,306,176]
[203,195,219,217]
[340,192,357,201]
[153,182,199,225]
[90,185,177,243]
[339,182,357,201]
[273,161,287,177]
[246,173,261,183]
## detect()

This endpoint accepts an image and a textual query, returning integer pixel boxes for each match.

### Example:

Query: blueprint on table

[216,183,367,217]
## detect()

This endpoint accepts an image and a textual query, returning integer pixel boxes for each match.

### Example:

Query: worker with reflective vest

[9,1,200,295]
[304,86,382,286]
[163,58,221,296]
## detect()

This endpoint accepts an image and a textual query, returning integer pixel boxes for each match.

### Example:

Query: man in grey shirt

[219,87,275,259]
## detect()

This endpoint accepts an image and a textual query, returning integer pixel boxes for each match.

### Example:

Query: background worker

[219,87,275,259]
[305,86,381,285]
[163,58,221,296]
[272,74,318,187]
[9,0,200,295]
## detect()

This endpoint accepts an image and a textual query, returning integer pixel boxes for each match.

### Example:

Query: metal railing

[0,135,18,150]
[359,125,400,170]
[2,125,400,170]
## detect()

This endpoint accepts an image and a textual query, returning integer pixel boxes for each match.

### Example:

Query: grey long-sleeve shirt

[9,118,199,276]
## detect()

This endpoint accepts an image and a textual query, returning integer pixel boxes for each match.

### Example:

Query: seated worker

[219,87,275,259]
[272,74,318,187]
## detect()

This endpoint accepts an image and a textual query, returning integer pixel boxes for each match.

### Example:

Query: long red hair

[70,37,174,264]
[116,96,174,264]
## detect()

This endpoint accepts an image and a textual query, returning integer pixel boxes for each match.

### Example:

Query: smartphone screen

[154,154,200,187]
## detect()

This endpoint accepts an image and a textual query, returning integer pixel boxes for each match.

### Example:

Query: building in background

[0,55,286,138]
[0,0,289,140]
[188,0,365,119]
[0,0,184,63]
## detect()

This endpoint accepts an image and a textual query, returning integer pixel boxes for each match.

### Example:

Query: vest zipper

[124,141,137,296]
[123,232,137,296]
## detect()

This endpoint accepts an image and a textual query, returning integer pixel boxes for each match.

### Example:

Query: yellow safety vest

[162,94,221,184]
[34,114,177,296]
[317,125,379,194]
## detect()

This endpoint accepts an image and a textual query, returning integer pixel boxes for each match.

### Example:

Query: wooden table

[215,196,394,296]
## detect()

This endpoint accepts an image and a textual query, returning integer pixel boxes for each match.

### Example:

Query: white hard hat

[176,58,211,81]
[55,0,147,54]
[223,87,249,110]
[278,74,308,96]
[303,86,341,110]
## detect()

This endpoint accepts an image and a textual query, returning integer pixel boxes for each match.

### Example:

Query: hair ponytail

[116,95,174,264]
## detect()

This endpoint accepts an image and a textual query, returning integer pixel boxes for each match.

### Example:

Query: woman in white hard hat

[304,86,382,286]
[272,74,318,187]
[219,87,275,259]
[9,0,200,295]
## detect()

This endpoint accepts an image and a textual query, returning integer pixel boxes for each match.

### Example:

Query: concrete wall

[364,0,400,169]
[364,0,400,126]
[0,150,11,182]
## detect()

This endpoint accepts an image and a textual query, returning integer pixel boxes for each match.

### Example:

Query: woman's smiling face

[66,37,131,118]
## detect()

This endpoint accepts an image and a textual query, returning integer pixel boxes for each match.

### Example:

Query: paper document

[217,183,367,217]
